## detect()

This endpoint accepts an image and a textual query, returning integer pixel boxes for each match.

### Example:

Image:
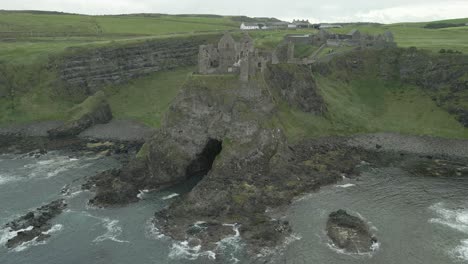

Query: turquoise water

[1,153,467,264]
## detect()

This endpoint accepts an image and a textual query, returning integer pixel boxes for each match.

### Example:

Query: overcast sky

[2,0,467,23]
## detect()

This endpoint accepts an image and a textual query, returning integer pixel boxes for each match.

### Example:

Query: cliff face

[316,48,468,127]
[265,64,327,114]
[52,35,218,100]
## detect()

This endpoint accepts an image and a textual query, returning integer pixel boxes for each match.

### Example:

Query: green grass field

[330,22,468,53]
[0,11,240,64]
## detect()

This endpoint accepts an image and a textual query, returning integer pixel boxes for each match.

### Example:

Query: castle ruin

[197,29,396,80]
[198,32,271,82]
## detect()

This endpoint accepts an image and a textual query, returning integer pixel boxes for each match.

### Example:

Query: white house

[288,24,297,29]
[240,23,260,30]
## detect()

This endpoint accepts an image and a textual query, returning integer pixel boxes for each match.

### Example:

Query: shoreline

[2,121,468,159]
[347,132,468,159]
[0,120,155,158]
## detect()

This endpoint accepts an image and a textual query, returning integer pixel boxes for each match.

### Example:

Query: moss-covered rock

[47,91,112,138]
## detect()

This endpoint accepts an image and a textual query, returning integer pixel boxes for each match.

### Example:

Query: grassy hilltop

[0,11,467,139]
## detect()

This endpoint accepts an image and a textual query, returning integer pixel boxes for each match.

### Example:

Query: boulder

[48,91,112,138]
[326,209,377,253]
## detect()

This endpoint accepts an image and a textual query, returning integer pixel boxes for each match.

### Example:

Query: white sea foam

[429,202,468,234]
[452,239,468,261]
[169,223,243,263]
[93,218,129,244]
[169,240,217,260]
[162,193,179,200]
[0,225,59,252]
[0,226,33,246]
[429,202,468,262]
[336,183,356,188]
[23,156,81,178]
[145,221,167,240]
[42,224,63,235]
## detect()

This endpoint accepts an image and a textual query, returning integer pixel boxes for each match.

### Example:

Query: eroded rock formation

[87,67,368,252]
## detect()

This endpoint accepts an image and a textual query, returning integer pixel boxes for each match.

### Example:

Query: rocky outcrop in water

[48,91,113,138]
[327,209,377,254]
[53,35,218,100]
[3,199,66,249]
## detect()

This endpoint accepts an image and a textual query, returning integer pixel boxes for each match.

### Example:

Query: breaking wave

[429,202,468,261]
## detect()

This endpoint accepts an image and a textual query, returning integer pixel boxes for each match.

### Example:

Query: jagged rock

[327,209,377,253]
[48,91,113,138]
[87,67,368,253]
[85,158,149,206]
[4,199,67,249]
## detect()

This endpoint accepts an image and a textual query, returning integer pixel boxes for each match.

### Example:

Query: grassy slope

[273,77,468,141]
[105,67,193,128]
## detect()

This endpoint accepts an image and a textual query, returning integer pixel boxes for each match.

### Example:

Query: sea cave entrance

[183,138,223,191]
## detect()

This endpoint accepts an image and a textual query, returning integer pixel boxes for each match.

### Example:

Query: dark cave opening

[183,139,223,190]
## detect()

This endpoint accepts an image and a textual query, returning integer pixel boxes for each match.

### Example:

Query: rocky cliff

[52,34,218,100]
[86,69,368,254]
[315,48,468,127]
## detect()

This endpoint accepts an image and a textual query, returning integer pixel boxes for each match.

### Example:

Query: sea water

[1,153,467,264]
